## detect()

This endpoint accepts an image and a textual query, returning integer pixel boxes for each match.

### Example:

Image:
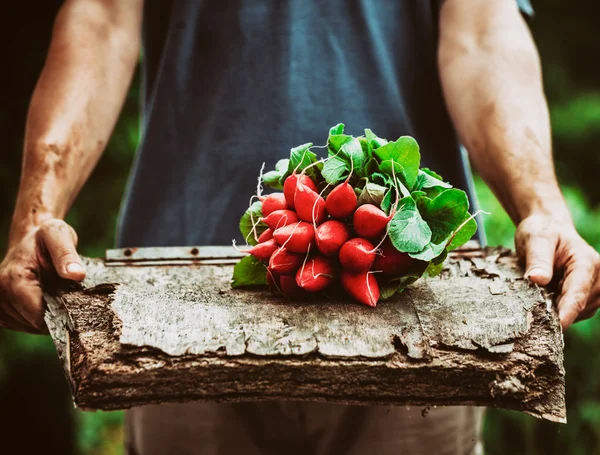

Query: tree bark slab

[43,244,566,423]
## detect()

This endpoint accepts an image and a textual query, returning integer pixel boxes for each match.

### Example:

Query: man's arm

[0,0,143,332]
[438,0,600,330]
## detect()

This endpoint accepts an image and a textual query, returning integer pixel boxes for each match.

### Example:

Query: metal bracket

[105,246,245,267]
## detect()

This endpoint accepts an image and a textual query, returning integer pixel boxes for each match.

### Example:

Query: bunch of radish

[232,124,479,307]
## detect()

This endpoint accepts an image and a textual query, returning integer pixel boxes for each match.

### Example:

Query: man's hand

[0,220,85,333]
[437,1,600,330]
[516,215,600,331]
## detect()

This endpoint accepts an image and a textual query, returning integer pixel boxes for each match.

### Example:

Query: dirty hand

[0,219,86,333]
[516,214,600,331]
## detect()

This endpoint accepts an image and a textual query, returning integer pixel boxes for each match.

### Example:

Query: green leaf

[432,248,449,265]
[424,261,444,278]
[379,281,402,300]
[448,217,478,251]
[262,158,291,190]
[381,188,395,215]
[374,136,420,188]
[388,197,432,253]
[357,183,387,207]
[231,255,267,288]
[328,124,352,153]
[365,128,388,152]
[329,123,345,136]
[396,274,422,293]
[239,201,267,245]
[379,159,404,177]
[409,241,446,262]
[370,172,390,186]
[414,169,452,192]
[358,136,369,154]
[421,168,444,180]
[417,189,471,244]
[339,137,367,176]
[262,171,283,190]
[378,160,414,192]
[364,157,379,176]
[276,158,290,175]
[289,143,316,172]
[322,155,350,185]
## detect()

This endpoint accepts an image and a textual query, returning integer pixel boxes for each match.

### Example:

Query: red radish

[339,238,376,272]
[269,248,303,274]
[258,229,273,243]
[296,256,334,292]
[353,204,392,238]
[341,271,380,307]
[246,239,278,262]
[325,182,357,219]
[280,274,305,298]
[260,193,288,217]
[373,240,416,276]
[283,173,318,209]
[273,221,315,253]
[262,209,299,231]
[315,220,350,256]
[294,181,327,225]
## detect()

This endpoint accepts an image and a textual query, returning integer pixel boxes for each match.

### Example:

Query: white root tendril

[256,162,266,198]
[232,239,247,253]
[310,143,329,150]
[246,206,263,245]
[312,184,331,230]
[366,271,376,306]
[270,223,301,267]
[390,161,401,213]
[445,209,490,248]
[345,154,355,183]
[277,219,301,252]
[298,244,312,286]
[244,194,264,245]
[368,217,394,255]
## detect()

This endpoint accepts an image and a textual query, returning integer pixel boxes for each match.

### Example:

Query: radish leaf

[374,136,420,188]
[239,201,267,246]
[417,189,471,244]
[231,255,267,288]
[357,183,387,207]
[388,197,432,253]
[322,155,349,184]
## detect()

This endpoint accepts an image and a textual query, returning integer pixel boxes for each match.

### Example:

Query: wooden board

[43,244,566,422]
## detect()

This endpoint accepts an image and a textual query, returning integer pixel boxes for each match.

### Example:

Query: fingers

[38,220,86,281]
[516,220,557,286]
[10,279,48,332]
[575,282,600,323]
[0,261,47,332]
[557,258,598,331]
[0,289,45,334]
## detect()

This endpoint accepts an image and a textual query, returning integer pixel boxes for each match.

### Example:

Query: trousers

[125,402,484,455]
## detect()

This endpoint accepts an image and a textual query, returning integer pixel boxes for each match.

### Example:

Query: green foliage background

[1,2,600,453]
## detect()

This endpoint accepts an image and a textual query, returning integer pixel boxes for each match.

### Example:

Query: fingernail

[525,267,548,280]
[66,263,84,275]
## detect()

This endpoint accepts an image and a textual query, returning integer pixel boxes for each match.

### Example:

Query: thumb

[38,220,86,281]
[519,233,557,286]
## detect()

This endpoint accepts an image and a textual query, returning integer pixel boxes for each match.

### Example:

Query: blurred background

[1,1,599,454]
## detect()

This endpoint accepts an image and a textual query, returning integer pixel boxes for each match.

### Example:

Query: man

[1,0,598,453]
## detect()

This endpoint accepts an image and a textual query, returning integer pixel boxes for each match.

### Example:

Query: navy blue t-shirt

[117,0,532,248]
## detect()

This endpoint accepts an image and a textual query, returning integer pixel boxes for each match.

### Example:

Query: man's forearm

[438,0,571,225]
[10,0,142,245]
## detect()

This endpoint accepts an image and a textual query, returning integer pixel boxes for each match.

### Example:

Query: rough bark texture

[43,244,566,423]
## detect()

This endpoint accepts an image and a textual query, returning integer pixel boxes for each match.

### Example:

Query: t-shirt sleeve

[437,1,535,20]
